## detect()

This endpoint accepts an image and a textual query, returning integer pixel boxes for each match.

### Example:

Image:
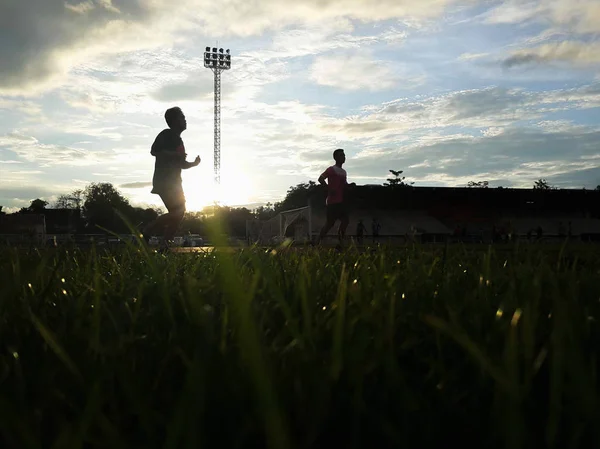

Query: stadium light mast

[204,46,231,187]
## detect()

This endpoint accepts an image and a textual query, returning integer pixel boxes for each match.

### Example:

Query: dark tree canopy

[254,203,276,221]
[384,169,414,188]
[534,179,553,190]
[275,181,319,212]
[54,189,84,209]
[83,183,134,232]
[18,198,48,214]
[468,181,489,188]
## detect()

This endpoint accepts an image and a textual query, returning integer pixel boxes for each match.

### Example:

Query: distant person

[356,219,367,245]
[316,149,355,246]
[142,107,201,250]
[558,221,566,238]
[371,217,381,243]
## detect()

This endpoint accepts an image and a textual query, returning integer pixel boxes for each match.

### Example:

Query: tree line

[1,172,599,236]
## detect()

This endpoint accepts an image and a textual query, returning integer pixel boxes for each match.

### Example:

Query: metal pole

[307,199,312,243]
[213,68,221,186]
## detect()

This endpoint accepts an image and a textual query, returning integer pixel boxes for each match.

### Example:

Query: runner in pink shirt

[317,149,355,246]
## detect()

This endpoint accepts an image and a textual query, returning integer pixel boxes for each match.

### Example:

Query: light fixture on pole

[204,47,231,187]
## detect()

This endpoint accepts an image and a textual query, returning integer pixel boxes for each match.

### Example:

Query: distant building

[256,186,600,244]
[0,214,46,244]
[43,208,81,234]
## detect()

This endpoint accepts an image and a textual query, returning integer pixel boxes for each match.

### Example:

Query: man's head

[165,107,187,132]
[333,148,345,165]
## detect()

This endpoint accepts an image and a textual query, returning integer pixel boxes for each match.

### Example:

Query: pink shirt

[321,165,347,205]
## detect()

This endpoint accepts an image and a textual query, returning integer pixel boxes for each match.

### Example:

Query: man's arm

[182,155,201,169]
[318,168,329,186]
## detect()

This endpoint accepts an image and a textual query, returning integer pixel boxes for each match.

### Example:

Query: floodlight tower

[204,46,231,186]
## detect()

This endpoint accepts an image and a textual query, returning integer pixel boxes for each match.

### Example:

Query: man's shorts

[158,187,186,214]
[326,202,348,222]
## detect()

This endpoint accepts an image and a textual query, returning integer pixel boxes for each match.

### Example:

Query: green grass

[1,241,600,449]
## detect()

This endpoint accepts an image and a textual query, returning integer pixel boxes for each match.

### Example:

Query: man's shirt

[151,129,186,194]
[321,165,347,205]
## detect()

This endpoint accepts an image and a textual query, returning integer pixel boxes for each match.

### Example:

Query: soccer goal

[279,206,312,243]
[246,206,313,245]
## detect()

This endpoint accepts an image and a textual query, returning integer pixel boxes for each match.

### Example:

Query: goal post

[279,206,312,243]
[246,205,313,245]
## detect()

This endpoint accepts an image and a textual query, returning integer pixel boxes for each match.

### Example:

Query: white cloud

[504,41,600,67]
[194,0,463,37]
[318,83,600,142]
[345,124,600,188]
[309,52,411,91]
[0,99,43,116]
[458,52,490,61]
[0,0,463,95]
[485,0,600,34]
[0,132,112,167]
[245,21,408,61]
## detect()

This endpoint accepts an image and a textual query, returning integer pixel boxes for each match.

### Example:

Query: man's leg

[318,219,336,244]
[143,214,170,240]
[158,189,186,247]
[338,214,349,243]
[317,205,336,245]
[163,207,185,242]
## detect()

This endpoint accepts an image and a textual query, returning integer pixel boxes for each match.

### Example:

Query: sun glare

[182,169,254,210]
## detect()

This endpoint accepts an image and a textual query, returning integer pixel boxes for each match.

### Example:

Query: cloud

[309,52,411,91]
[458,52,490,61]
[485,0,600,34]
[0,185,55,208]
[150,53,286,104]
[0,99,43,116]
[347,124,600,188]
[0,0,162,95]
[195,0,463,37]
[152,78,215,103]
[318,83,600,141]
[0,132,111,166]
[0,0,463,95]
[245,21,408,61]
[120,181,152,189]
[503,41,600,67]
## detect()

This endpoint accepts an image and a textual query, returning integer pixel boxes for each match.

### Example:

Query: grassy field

[1,241,600,449]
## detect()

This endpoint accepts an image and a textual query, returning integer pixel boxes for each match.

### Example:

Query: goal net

[280,206,312,243]
[246,206,312,245]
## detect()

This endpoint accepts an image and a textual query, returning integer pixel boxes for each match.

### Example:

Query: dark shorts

[326,202,348,223]
[158,188,186,213]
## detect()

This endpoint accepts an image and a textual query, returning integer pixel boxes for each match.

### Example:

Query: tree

[384,170,413,187]
[18,198,48,214]
[0,206,4,216]
[54,189,84,209]
[467,181,489,188]
[596,185,600,191]
[254,202,276,221]
[275,181,319,212]
[83,183,133,232]
[533,179,553,190]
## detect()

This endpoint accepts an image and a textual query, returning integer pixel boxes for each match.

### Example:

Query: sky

[1,0,599,212]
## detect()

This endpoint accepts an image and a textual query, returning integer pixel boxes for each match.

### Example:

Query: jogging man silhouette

[356,219,367,245]
[142,107,200,249]
[317,149,355,246]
